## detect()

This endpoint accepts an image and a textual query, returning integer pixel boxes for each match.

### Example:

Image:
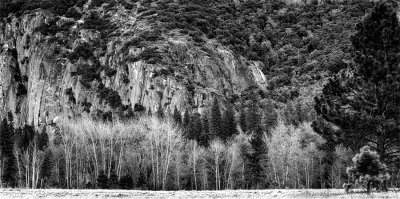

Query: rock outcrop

[0,6,267,127]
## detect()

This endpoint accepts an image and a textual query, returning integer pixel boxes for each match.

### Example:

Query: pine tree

[240,97,267,188]
[313,1,400,189]
[188,113,203,142]
[209,98,222,138]
[172,107,182,124]
[53,126,63,147]
[38,127,49,151]
[182,110,190,127]
[239,107,247,133]
[314,1,400,164]
[182,109,192,139]
[39,149,53,188]
[246,98,261,134]
[0,118,17,187]
[262,101,278,133]
[244,125,267,189]
[222,103,237,141]
[156,105,164,119]
[347,146,389,193]
[200,111,211,147]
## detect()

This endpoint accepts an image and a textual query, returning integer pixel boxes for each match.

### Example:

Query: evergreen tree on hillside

[182,109,191,138]
[200,111,211,147]
[222,103,238,141]
[209,98,222,139]
[53,126,63,147]
[313,1,400,189]
[183,110,190,127]
[188,113,203,142]
[246,97,262,134]
[172,107,182,124]
[0,118,17,187]
[156,105,164,119]
[262,101,278,133]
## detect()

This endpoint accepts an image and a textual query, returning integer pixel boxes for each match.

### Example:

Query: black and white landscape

[0,0,400,198]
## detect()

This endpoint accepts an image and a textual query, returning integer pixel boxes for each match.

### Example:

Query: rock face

[0,8,267,127]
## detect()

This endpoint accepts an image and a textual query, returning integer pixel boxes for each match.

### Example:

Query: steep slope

[0,0,379,127]
[0,1,266,126]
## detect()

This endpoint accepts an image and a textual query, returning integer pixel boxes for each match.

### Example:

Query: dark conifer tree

[0,118,17,186]
[53,126,63,147]
[313,1,400,189]
[262,101,278,133]
[246,97,261,134]
[39,149,53,188]
[222,103,237,141]
[183,110,190,127]
[314,0,400,164]
[347,146,389,193]
[156,105,164,119]
[209,98,222,138]
[182,109,191,139]
[172,107,182,125]
[200,111,211,147]
[239,96,267,188]
[244,126,267,189]
[188,113,203,142]
[38,127,49,151]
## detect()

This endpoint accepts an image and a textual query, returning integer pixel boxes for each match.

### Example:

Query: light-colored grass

[0,189,399,199]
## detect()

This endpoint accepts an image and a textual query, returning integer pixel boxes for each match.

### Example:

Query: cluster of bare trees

[266,120,326,188]
[42,115,343,190]
[47,116,248,190]
[2,114,378,190]
[49,117,181,189]
[264,120,362,189]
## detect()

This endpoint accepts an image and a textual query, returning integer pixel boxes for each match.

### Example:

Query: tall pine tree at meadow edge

[313,0,400,188]
[0,118,17,187]
[240,96,268,189]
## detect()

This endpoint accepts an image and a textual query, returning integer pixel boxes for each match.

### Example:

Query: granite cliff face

[0,6,267,127]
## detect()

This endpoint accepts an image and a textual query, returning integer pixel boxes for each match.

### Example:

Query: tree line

[0,107,336,190]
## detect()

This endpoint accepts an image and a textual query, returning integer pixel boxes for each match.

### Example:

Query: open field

[0,189,400,199]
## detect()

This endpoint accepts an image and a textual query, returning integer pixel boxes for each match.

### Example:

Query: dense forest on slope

[1,0,400,192]
[0,0,376,119]
[0,0,373,95]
